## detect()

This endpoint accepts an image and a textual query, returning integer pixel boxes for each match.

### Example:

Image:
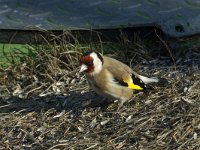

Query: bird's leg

[117,99,126,111]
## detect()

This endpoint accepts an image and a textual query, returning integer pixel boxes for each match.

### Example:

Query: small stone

[194,132,197,140]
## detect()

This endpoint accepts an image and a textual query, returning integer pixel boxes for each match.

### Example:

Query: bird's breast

[86,75,115,100]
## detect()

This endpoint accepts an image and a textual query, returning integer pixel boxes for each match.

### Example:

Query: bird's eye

[87,61,93,66]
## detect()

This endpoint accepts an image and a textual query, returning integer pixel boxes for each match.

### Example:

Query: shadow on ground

[0,91,112,115]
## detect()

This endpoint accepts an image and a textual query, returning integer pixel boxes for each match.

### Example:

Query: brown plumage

[79,51,166,107]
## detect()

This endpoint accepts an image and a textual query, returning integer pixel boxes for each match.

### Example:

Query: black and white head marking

[89,51,103,75]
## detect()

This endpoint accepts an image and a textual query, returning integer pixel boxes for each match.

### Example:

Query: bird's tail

[138,75,168,85]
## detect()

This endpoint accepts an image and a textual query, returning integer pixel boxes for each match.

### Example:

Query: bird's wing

[114,74,144,90]
[103,56,145,90]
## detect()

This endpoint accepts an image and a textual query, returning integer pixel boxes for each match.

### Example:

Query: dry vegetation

[0,31,200,150]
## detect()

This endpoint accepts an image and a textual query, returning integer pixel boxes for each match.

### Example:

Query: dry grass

[0,31,200,150]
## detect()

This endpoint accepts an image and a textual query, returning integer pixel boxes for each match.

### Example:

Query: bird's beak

[79,64,88,73]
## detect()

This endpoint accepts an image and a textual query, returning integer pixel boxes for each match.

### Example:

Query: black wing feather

[131,74,147,90]
[113,78,128,87]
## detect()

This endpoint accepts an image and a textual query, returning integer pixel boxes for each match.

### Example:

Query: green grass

[0,44,35,68]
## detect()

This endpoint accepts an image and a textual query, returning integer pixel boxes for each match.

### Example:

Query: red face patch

[80,55,94,73]
[80,56,93,64]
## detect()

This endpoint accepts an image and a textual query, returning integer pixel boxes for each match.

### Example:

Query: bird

[79,51,167,108]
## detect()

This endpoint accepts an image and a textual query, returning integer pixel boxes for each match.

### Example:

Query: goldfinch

[79,51,166,107]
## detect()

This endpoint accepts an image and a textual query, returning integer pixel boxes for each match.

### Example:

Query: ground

[0,34,200,150]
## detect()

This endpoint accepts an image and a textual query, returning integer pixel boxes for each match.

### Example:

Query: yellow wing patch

[122,75,143,90]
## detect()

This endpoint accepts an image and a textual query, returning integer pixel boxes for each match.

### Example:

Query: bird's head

[79,51,103,75]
